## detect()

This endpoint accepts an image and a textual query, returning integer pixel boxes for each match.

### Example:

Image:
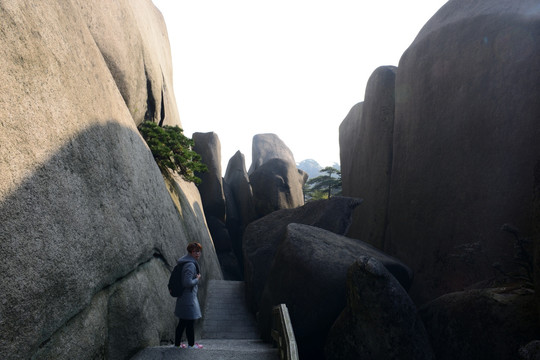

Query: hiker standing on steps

[174,242,203,349]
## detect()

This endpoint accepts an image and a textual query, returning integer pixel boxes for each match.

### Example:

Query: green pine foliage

[138,121,207,184]
[304,166,342,201]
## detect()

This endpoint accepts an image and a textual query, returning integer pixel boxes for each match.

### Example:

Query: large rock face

[79,0,179,126]
[325,258,434,360]
[341,0,540,305]
[534,161,540,320]
[248,133,297,175]
[249,158,306,218]
[192,132,244,278]
[193,132,226,223]
[0,1,221,359]
[243,196,364,312]
[224,151,256,232]
[247,134,306,219]
[420,288,540,360]
[33,258,175,360]
[256,224,414,360]
[341,66,396,249]
[388,0,540,304]
[221,135,307,278]
[339,102,363,198]
[224,151,256,276]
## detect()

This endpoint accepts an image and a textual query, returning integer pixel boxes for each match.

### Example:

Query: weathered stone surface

[325,257,434,360]
[339,101,363,197]
[257,223,413,359]
[0,121,183,360]
[224,151,256,274]
[243,197,364,312]
[533,160,540,321]
[222,178,244,278]
[420,287,540,360]
[164,173,224,304]
[0,1,220,359]
[77,0,180,126]
[224,151,256,232]
[107,260,174,359]
[30,283,111,360]
[244,133,306,221]
[249,158,305,218]
[248,133,297,175]
[223,151,269,280]
[223,179,240,249]
[192,132,233,277]
[206,215,232,252]
[384,0,540,304]
[33,259,175,360]
[193,132,226,223]
[341,66,396,249]
[32,258,198,360]
[519,340,540,360]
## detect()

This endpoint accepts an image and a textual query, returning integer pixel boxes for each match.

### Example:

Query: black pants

[175,319,195,346]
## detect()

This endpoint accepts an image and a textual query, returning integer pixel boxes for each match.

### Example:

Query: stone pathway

[201,280,259,339]
[131,280,279,360]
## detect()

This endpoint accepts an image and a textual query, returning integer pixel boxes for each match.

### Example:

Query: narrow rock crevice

[144,65,156,122]
[158,87,165,127]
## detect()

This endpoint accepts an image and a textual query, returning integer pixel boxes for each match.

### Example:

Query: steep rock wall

[77,0,180,126]
[0,1,220,359]
[341,0,540,305]
[342,66,396,249]
[388,0,540,304]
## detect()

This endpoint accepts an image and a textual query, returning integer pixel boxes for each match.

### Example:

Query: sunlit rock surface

[249,158,305,218]
[0,1,221,359]
[248,133,297,175]
[77,0,179,127]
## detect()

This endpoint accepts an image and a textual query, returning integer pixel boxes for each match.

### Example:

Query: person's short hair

[187,242,202,253]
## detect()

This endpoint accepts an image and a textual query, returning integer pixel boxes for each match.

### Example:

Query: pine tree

[305,166,342,200]
[138,121,207,184]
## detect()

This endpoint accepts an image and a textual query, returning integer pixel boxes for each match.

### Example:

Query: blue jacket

[174,254,201,320]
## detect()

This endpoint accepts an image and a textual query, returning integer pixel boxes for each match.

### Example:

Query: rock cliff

[341,66,396,250]
[340,0,540,305]
[0,1,221,359]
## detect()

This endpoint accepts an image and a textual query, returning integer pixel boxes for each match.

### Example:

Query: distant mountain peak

[297,159,339,179]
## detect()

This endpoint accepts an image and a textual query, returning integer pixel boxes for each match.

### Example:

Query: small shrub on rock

[138,121,207,184]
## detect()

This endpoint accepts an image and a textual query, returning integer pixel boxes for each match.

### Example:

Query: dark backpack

[168,261,200,297]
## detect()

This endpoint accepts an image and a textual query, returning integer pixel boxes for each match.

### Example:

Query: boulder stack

[256,223,413,360]
[243,197,365,312]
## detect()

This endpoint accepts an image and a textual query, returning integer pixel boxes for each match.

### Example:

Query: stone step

[130,281,279,359]
[131,339,279,360]
[200,280,259,340]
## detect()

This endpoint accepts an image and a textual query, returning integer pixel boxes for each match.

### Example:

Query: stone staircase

[131,280,279,360]
[201,280,259,339]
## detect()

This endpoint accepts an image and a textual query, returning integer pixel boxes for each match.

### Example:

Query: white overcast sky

[151,0,448,172]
